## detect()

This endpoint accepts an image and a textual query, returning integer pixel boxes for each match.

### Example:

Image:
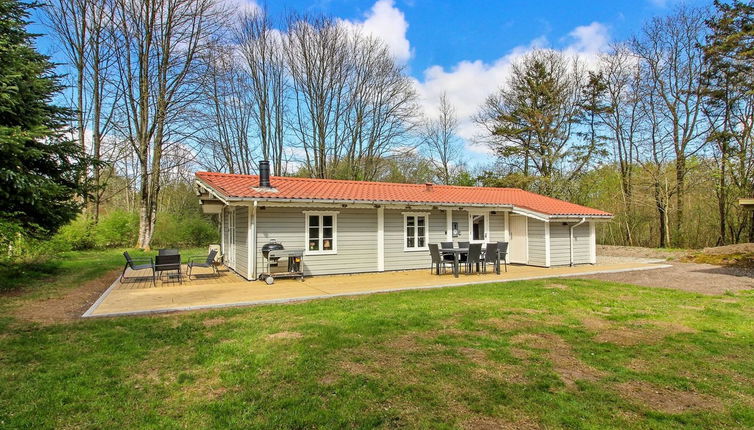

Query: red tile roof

[196,172,612,217]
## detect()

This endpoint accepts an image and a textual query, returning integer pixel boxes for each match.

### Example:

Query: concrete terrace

[84,260,670,317]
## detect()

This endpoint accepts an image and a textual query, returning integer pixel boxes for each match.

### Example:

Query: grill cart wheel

[265,275,274,285]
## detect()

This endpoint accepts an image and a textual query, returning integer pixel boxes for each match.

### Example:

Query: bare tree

[44,0,120,222]
[43,0,89,188]
[421,93,462,185]
[112,0,222,249]
[599,44,645,245]
[285,15,350,179]
[284,15,416,180]
[341,33,417,180]
[237,9,287,175]
[196,41,256,174]
[631,6,710,246]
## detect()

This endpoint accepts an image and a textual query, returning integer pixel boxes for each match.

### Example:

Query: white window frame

[468,210,490,243]
[304,211,338,255]
[403,212,430,252]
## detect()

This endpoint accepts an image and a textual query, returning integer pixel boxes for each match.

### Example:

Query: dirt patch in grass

[583,316,696,346]
[625,358,652,372]
[267,331,303,339]
[460,415,540,430]
[202,317,227,327]
[12,269,119,325]
[509,347,533,360]
[544,283,569,290]
[483,316,537,332]
[617,381,724,414]
[580,316,612,331]
[483,314,564,333]
[511,333,605,389]
[458,347,528,384]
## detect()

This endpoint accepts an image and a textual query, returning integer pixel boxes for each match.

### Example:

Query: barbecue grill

[259,240,304,284]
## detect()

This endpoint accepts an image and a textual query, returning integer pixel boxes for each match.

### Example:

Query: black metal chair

[155,254,182,284]
[187,249,219,279]
[482,242,499,274]
[464,243,483,274]
[498,242,509,272]
[458,241,470,248]
[121,251,155,285]
[429,244,453,275]
[158,248,179,256]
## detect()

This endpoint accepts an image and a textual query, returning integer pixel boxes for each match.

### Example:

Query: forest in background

[2,0,753,262]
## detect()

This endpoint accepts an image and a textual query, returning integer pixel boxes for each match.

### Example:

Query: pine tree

[0,0,86,240]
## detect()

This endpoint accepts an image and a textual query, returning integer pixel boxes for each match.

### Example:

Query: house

[195,162,613,281]
[740,198,754,211]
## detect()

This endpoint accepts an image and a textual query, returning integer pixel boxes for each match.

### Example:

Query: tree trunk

[674,156,685,247]
[654,180,667,248]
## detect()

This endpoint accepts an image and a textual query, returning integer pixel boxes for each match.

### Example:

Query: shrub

[152,213,219,248]
[93,210,138,248]
[53,216,95,251]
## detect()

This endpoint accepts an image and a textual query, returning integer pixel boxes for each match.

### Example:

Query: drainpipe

[569,217,587,267]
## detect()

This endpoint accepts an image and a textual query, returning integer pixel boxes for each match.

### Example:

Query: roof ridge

[196,171,523,192]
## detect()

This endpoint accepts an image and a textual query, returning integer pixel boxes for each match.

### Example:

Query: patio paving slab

[84,261,669,317]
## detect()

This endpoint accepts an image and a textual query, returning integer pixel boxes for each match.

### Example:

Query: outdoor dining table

[439,247,468,278]
[439,246,502,277]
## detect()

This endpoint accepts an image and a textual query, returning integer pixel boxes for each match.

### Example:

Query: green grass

[1,251,753,429]
[0,247,206,294]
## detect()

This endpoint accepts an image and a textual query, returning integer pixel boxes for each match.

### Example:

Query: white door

[226,207,236,268]
[508,215,528,264]
[468,211,489,243]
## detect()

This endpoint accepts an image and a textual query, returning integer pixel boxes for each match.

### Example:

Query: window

[404,212,429,251]
[471,215,487,241]
[304,212,338,254]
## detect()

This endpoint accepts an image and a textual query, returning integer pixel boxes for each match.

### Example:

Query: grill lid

[262,240,284,258]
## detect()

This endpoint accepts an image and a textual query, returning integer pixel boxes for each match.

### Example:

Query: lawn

[1,252,753,428]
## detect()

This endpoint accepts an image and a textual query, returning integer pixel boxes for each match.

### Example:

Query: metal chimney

[259,160,271,188]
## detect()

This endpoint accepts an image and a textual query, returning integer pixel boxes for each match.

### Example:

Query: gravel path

[582,261,754,295]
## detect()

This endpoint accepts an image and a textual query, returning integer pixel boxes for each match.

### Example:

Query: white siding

[548,222,592,266]
[384,209,445,271]
[256,207,378,276]
[234,206,249,279]
[527,218,547,267]
[550,222,571,266]
[489,212,505,242]
[572,223,591,264]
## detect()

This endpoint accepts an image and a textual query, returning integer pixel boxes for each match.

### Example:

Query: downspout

[251,200,258,281]
[569,217,587,267]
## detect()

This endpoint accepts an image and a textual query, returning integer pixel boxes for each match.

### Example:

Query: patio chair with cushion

[155,254,182,284]
[482,242,499,273]
[187,249,219,279]
[464,243,483,274]
[121,251,155,285]
[429,244,453,275]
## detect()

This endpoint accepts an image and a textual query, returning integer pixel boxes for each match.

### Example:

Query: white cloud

[564,22,610,55]
[221,0,261,16]
[340,0,412,63]
[413,23,611,156]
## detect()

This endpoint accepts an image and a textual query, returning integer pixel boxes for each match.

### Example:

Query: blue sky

[30,0,709,164]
